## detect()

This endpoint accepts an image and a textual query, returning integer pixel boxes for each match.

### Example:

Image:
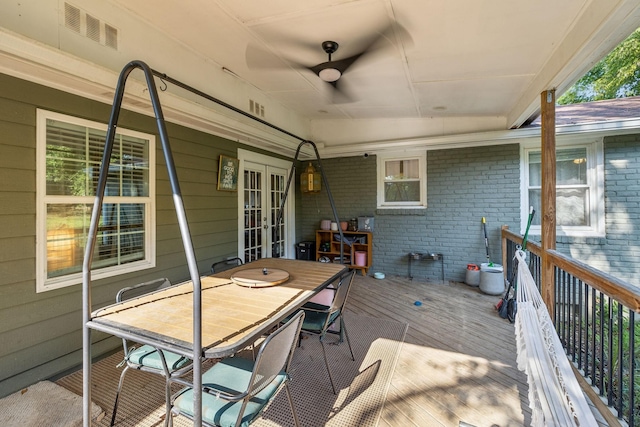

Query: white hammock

[513,249,597,427]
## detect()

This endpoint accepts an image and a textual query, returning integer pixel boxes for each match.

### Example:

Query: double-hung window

[522,138,604,237]
[377,152,427,208]
[36,110,155,292]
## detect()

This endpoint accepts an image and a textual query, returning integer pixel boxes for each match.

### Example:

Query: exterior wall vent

[105,24,118,49]
[85,14,100,43]
[249,100,265,118]
[63,2,118,50]
[64,3,80,33]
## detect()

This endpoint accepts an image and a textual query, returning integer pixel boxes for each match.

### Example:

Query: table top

[89,258,346,358]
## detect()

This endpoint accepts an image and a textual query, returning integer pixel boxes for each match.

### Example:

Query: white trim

[36,109,156,292]
[319,119,640,158]
[237,149,295,259]
[520,137,605,238]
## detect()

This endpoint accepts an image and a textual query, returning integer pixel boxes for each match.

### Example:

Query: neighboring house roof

[530,96,640,126]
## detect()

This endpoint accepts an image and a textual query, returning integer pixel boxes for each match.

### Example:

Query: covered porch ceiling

[1,0,639,157]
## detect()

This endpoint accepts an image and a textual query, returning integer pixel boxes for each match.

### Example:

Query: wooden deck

[347,274,531,427]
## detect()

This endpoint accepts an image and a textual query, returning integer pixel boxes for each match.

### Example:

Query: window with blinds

[522,140,604,237]
[377,153,427,208]
[37,110,155,292]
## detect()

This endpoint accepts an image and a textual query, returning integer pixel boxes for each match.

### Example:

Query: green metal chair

[170,310,305,427]
[297,269,356,394]
[110,278,193,427]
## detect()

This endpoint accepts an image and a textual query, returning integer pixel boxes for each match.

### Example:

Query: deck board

[347,274,532,427]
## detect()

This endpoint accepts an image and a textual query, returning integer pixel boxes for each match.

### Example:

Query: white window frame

[377,151,427,209]
[36,109,156,292]
[521,137,604,237]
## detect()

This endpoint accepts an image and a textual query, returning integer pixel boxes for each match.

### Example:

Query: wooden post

[541,90,556,320]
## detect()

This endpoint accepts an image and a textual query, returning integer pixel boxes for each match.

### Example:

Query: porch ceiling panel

[414,75,534,117]
[0,0,639,154]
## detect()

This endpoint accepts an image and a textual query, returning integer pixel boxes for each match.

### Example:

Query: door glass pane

[243,169,262,262]
[270,172,286,257]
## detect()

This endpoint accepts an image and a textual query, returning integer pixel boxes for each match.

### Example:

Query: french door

[238,150,294,262]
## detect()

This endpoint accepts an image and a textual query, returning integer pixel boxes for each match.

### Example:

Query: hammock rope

[514,249,597,426]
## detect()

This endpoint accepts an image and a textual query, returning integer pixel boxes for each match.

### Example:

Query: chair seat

[127,345,190,371]
[173,356,287,427]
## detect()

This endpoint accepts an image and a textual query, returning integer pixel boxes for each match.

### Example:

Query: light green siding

[0,73,245,397]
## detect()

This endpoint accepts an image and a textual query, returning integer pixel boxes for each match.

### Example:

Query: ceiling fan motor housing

[322,40,339,55]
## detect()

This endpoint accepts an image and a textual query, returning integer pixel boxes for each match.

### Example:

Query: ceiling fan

[310,40,359,84]
[246,22,411,102]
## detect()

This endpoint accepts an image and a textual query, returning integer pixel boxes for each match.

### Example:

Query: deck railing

[502,227,640,427]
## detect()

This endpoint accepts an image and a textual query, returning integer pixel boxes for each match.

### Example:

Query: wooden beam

[541,90,556,320]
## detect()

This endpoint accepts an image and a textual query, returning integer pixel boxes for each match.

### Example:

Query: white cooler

[479,263,504,295]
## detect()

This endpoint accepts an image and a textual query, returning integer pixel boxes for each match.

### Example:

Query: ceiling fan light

[318,67,341,82]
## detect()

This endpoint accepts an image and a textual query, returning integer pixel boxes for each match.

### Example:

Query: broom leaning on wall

[496,207,535,321]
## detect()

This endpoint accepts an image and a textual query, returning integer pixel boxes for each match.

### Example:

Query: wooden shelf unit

[315,230,372,275]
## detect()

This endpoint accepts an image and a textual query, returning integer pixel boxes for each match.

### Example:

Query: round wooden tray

[231,268,290,288]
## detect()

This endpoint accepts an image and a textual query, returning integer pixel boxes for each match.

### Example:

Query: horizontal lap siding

[0,73,247,397]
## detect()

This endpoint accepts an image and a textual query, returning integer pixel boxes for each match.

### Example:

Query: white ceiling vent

[63,3,118,50]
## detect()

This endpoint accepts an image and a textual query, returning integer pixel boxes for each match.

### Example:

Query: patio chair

[211,257,243,274]
[110,278,193,427]
[170,310,305,427]
[298,269,356,394]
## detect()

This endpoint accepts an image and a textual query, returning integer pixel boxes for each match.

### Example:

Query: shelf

[316,229,372,276]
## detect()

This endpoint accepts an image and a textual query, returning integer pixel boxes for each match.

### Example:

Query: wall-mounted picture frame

[217,155,239,191]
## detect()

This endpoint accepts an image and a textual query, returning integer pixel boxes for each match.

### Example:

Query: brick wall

[298,144,522,282]
[555,133,640,284]
[299,137,640,286]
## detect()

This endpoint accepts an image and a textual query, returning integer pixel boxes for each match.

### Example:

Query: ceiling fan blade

[246,43,308,70]
[308,22,412,80]
[328,79,355,104]
[341,22,413,74]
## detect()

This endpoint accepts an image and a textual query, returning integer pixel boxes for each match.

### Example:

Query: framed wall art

[217,155,239,191]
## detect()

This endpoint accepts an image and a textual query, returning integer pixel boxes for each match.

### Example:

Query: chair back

[211,257,244,274]
[328,270,356,317]
[248,310,304,398]
[116,277,172,303]
[116,278,172,356]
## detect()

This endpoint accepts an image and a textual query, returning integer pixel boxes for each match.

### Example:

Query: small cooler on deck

[479,263,504,295]
[296,241,315,260]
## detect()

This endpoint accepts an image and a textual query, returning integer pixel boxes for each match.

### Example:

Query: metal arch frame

[273,140,346,262]
[82,60,346,426]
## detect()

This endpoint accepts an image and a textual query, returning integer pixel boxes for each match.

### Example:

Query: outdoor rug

[0,380,103,426]
[57,312,407,427]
